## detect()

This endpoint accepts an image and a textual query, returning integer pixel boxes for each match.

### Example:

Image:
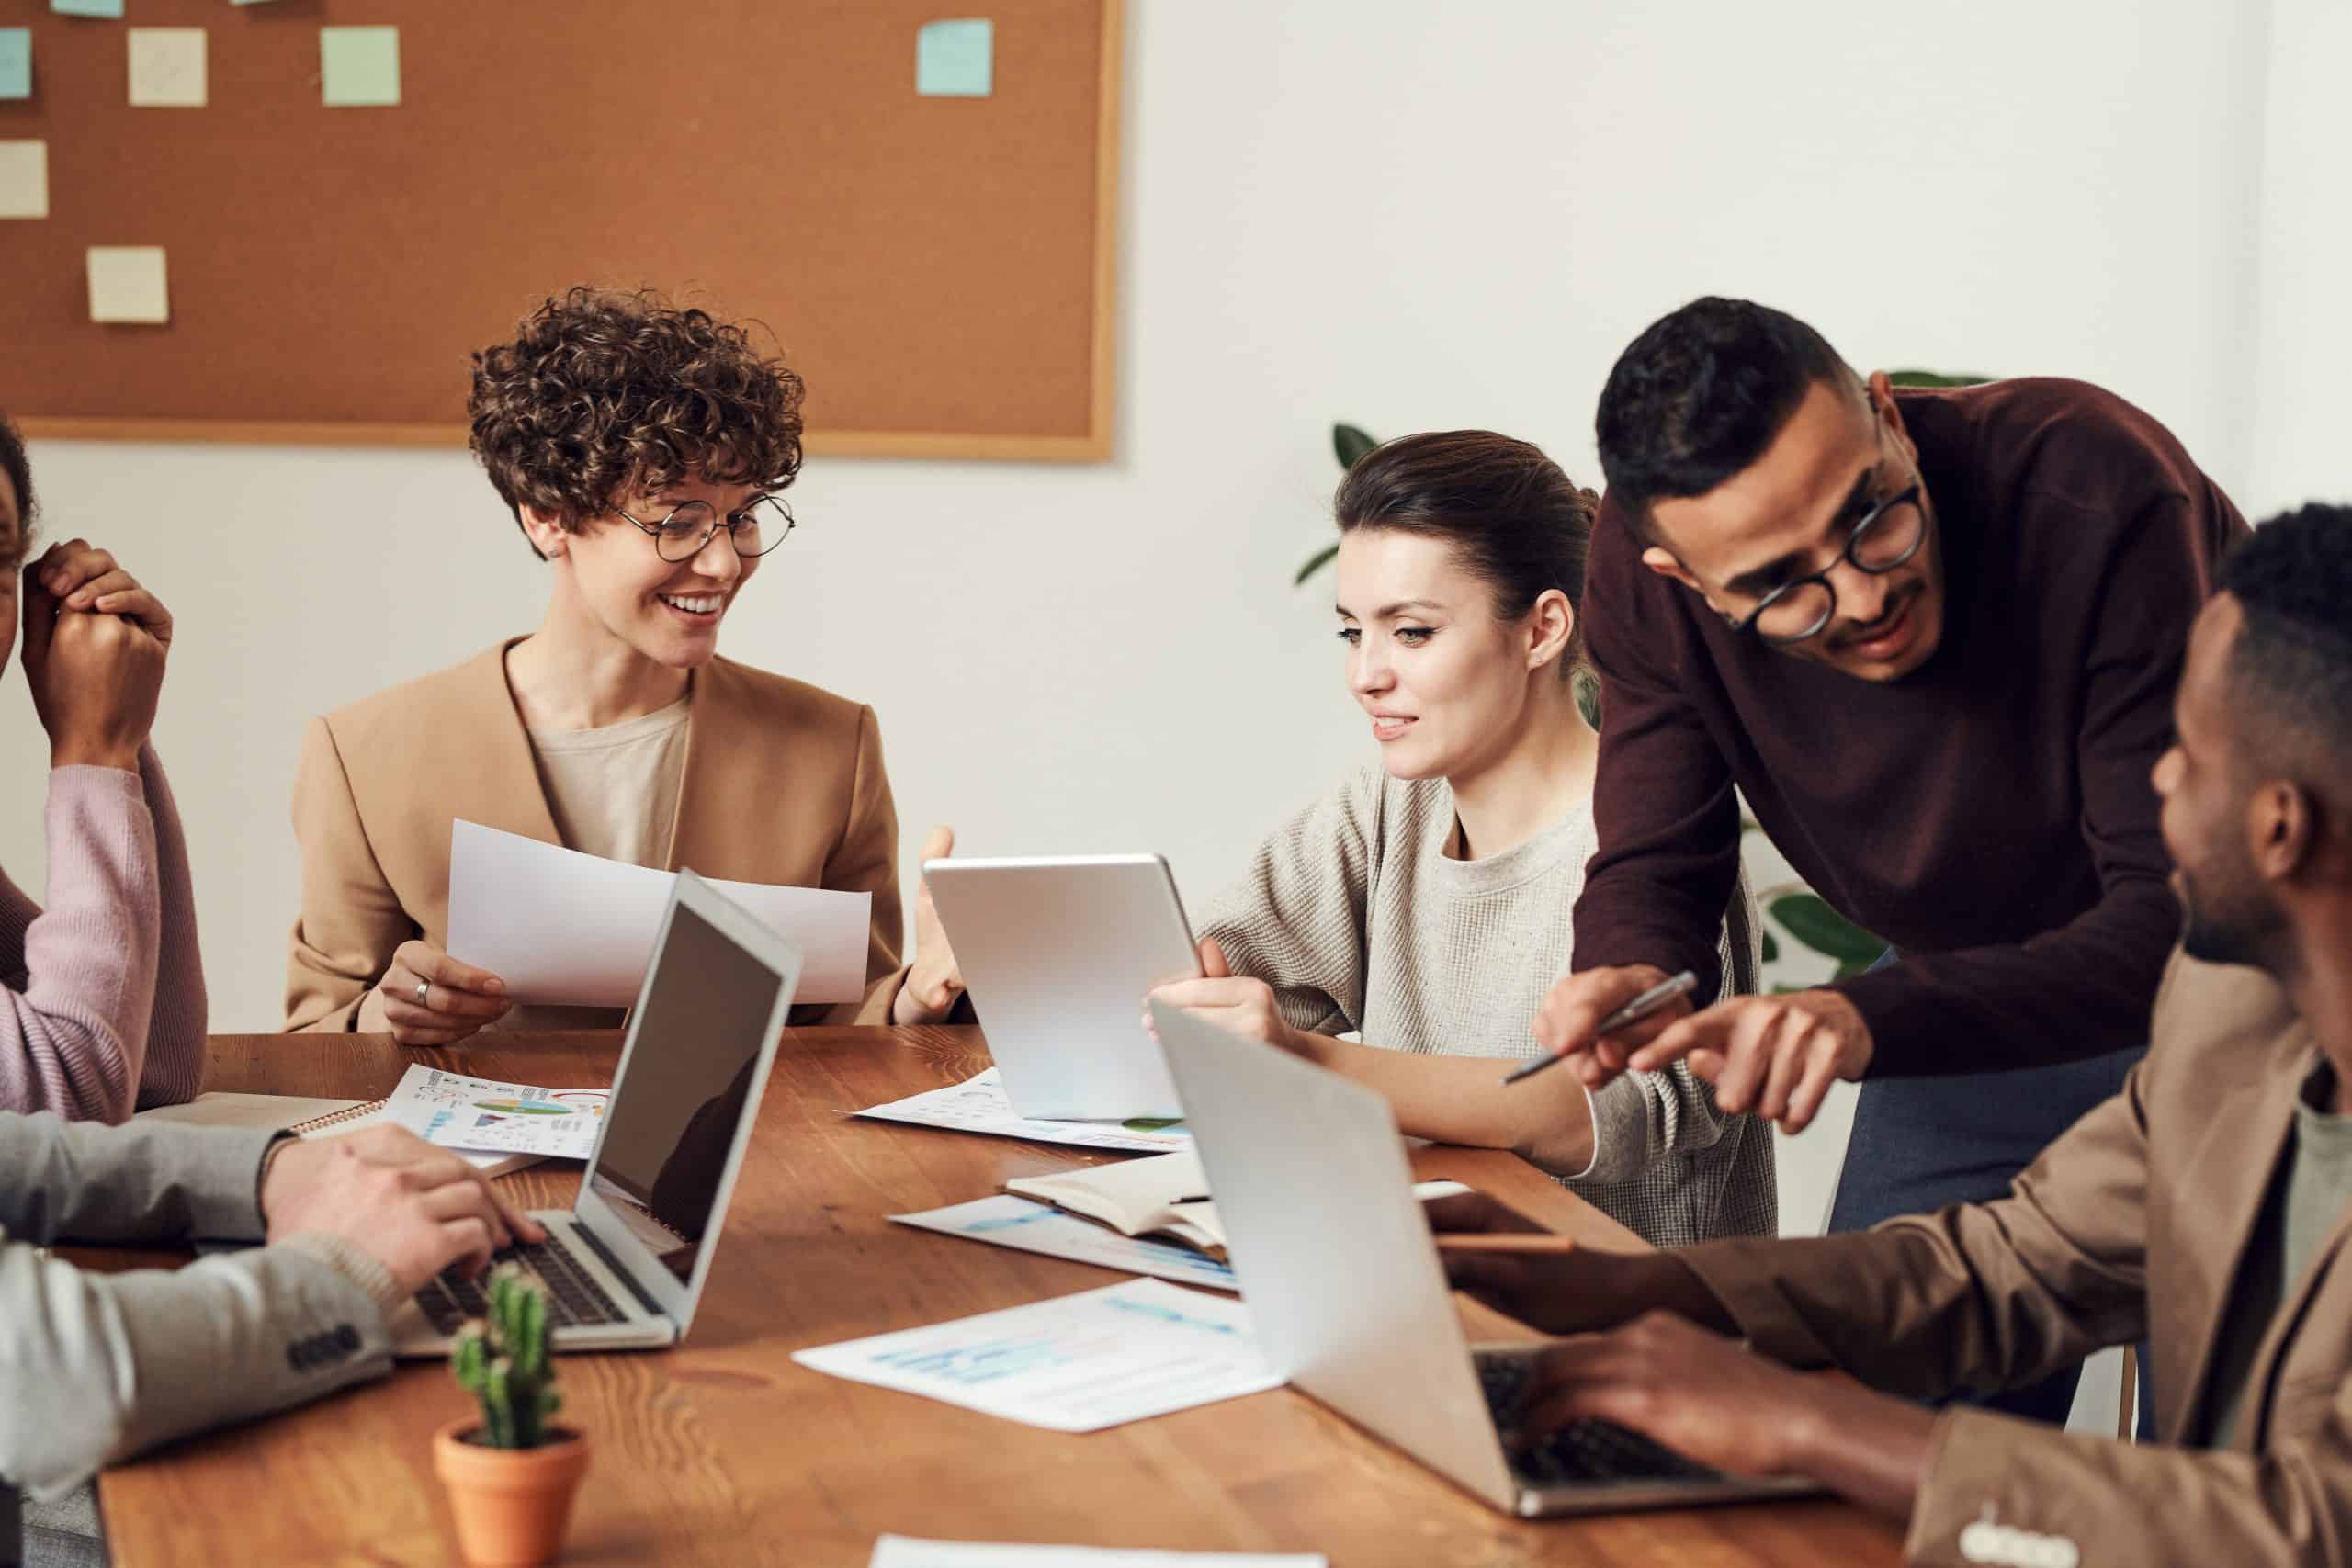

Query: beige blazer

[285,641,907,1032]
[1679,952,2352,1565]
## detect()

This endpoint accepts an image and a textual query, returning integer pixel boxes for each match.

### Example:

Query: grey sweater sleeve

[1198,772,1381,1036]
[1577,862,1766,1183]
[0,1113,393,1501]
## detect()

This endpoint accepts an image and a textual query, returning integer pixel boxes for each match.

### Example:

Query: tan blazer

[1680,951,2352,1566]
[285,642,907,1032]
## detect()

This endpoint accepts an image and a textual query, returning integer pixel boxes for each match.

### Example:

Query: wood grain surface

[90,1027,1903,1566]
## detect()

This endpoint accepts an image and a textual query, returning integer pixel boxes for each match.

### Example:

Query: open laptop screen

[585,898,784,1281]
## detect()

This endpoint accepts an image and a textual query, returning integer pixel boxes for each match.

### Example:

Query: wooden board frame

[10,1,1124,462]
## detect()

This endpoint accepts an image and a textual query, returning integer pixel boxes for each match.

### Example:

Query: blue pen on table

[1500,969,1700,1086]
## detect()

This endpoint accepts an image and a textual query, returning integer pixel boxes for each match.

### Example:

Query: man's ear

[519,505,571,559]
[2247,781,2315,884]
[1640,546,1702,594]
[1866,369,1918,464]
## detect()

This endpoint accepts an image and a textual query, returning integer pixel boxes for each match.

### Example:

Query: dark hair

[2217,502,2352,794]
[1595,296,1860,533]
[1333,429,1600,660]
[0,412,35,538]
[469,288,806,558]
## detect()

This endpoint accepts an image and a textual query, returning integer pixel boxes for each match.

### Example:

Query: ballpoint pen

[1500,969,1700,1086]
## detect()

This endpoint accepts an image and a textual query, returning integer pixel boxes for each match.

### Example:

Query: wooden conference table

[87,1026,1904,1566]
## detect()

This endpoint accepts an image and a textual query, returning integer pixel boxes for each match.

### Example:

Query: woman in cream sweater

[1151,430,1772,1247]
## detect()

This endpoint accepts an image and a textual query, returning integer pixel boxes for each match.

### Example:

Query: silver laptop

[1148,998,1820,1517]
[922,853,1199,1120]
[390,870,801,1355]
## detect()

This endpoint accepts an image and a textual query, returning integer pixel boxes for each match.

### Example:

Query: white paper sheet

[873,1540,1324,1568]
[446,819,869,1006]
[890,1196,1239,1292]
[792,1278,1279,1432]
[854,1069,1192,1154]
[378,1063,608,1161]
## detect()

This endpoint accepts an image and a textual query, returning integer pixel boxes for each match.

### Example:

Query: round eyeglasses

[615,495,796,562]
[1728,483,1927,646]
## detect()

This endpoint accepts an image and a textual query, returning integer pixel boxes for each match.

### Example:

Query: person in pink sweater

[0,414,204,1121]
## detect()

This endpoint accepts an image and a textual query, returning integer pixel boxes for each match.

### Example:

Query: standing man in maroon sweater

[1540,297,2245,1424]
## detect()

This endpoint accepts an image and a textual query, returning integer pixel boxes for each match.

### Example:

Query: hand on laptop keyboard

[265,1123,545,1295]
[1478,1352,1718,1484]
[416,1238,625,1337]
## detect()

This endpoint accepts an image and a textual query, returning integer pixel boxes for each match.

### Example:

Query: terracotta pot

[432,1418,592,1567]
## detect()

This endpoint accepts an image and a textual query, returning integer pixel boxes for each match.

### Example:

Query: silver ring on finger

[415,978,431,1009]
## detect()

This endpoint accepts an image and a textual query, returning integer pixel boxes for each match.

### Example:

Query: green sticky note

[0,31,29,100]
[917,18,992,98]
[51,0,125,17]
[320,26,400,107]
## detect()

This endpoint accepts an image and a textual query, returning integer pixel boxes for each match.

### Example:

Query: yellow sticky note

[0,140,47,220]
[87,246,170,323]
[129,28,207,107]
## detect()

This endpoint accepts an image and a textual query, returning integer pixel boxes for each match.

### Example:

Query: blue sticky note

[320,25,401,107]
[0,31,29,100]
[51,0,124,17]
[917,18,992,98]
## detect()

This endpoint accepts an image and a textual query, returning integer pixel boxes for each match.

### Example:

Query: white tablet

[921,853,1201,1120]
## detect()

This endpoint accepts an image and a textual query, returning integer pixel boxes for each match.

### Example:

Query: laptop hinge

[570,1213,668,1322]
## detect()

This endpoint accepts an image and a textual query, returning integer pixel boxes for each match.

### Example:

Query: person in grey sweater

[1150,431,1773,1248]
[3,1113,540,1565]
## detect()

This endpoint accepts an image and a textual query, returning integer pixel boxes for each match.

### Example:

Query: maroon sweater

[1573,378,2245,1076]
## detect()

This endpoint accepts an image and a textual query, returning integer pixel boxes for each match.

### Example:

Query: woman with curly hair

[283,289,961,1039]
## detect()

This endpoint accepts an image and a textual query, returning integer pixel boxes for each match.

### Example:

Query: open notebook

[1005,1149,1226,1255]
[1003,1149,1474,1261]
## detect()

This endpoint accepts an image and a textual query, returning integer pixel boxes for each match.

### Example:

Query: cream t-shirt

[507,694,691,1031]
[526,695,692,870]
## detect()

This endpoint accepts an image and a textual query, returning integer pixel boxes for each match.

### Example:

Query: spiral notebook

[139,1090,546,1176]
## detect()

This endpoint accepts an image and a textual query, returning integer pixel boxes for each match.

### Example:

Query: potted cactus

[432,1267,592,1566]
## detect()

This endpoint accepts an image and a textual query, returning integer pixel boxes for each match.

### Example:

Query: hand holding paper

[446,820,870,1007]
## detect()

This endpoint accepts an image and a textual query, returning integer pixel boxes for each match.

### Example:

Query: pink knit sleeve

[132,747,207,1108]
[0,765,164,1122]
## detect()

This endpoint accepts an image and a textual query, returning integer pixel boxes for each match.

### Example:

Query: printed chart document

[854,1069,1191,1155]
[872,1539,1325,1568]
[891,1196,1240,1292]
[792,1278,1278,1432]
[376,1064,608,1161]
[446,819,869,1006]
[310,1065,610,1172]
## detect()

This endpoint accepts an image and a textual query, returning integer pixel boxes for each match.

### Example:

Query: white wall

[2247,0,2352,520]
[0,4,2312,1366]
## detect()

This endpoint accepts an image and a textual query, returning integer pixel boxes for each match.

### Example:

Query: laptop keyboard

[415,1236,628,1336]
[1476,1353,1719,1486]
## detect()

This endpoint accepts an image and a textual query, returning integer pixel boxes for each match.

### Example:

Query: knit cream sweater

[1200,766,1775,1247]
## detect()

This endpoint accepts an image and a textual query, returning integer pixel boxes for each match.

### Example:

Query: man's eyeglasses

[1726,482,1927,647]
[616,495,796,563]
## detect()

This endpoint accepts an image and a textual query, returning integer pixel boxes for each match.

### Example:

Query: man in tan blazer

[1437,502,2352,1565]
[286,288,965,1038]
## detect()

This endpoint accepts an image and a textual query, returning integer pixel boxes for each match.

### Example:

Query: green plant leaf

[1333,423,1378,470]
[1293,541,1340,587]
[1759,928,1779,964]
[1766,892,1886,975]
[1883,369,1993,389]
[1571,668,1601,730]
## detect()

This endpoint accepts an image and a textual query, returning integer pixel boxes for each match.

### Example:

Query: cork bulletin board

[0,0,1122,459]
